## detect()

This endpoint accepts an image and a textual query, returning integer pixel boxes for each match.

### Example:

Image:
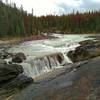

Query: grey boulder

[12,52,26,63]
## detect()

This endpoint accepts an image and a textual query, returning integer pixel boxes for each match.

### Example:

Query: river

[7,34,96,78]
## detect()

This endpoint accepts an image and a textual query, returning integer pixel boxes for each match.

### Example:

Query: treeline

[38,11,100,34]
[0,1,36,37]
[0,1,100,38]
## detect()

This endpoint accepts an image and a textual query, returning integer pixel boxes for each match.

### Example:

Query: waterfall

[20,53,73,78]
[62,53,73,64]
[7,34,93,78]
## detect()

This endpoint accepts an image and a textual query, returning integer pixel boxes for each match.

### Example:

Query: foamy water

[7,34,94,77]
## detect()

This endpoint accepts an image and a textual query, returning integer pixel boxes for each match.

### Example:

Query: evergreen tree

[0,1,100,38]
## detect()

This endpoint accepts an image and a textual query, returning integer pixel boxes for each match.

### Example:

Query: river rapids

[7,34,94,78]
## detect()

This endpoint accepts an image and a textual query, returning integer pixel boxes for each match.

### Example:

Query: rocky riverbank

[10,39,100,100]
[0,34,56,45]
[0,60,34,100]
[0,35,100,100]
[0,45,34,100]
[10,56,100,100]
[67,40,100,62]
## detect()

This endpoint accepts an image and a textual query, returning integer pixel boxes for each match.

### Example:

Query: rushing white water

[7,34,94,77]
[19,52,72,77]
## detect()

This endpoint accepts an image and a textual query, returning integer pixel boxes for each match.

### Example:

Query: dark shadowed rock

[0,64,23,83]
[12,52,26,63]
[0,44,11,59]
[12,56,23,63]
[79,40,94,46]
[12,74,34,89]
[67,46,89,62]
[0,59,7,64]
[0,74,33,100]
[0,64,33,100]
[0,52,9,59]
[68,40,100,62]
[56,53,64,65]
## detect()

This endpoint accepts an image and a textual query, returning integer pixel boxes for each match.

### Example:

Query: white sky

[3,0,100,16]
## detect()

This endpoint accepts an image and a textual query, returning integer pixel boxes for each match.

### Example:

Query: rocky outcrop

[11,74,34,89]
[0,62,33,100]
[9,56,100,100]
[0,44,11,59]
[79,40,94,46]
[67,46,90,62]
[0,74,34,100]
[0,63,23,99]
[0,44,34,99]
[0,59,7,64]
[68,40,100,62]
[0,64,23,83]
[12,52,26,63]
[0,51,11,59]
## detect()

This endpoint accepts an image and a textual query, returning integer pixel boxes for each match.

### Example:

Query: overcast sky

[4,0,100,16]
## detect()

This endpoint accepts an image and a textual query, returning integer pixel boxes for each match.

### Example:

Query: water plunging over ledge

[7,34,94,78]
[18,52,72,78]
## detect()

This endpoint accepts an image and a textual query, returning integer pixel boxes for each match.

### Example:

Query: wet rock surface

[0,74,34,100]
[11,56,100,100]
[0,36,100,100]
[0,63,34,100]
[0,59,7,64]
[68,40,100,62]
[12,52,26,63]
[0,64,23,83]
[0,63,23,100]
[0,46,33,100]
[12,74,34,89]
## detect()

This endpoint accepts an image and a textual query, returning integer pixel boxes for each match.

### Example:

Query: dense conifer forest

[0,0,100,38]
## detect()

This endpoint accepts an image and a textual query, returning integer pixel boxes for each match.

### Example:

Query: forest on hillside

[0,1,100,38]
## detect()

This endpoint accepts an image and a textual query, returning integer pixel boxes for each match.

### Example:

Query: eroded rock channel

[0,34,100,100]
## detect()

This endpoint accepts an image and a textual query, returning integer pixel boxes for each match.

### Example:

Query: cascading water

[20,53,72,78]
[7,34,94,78]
